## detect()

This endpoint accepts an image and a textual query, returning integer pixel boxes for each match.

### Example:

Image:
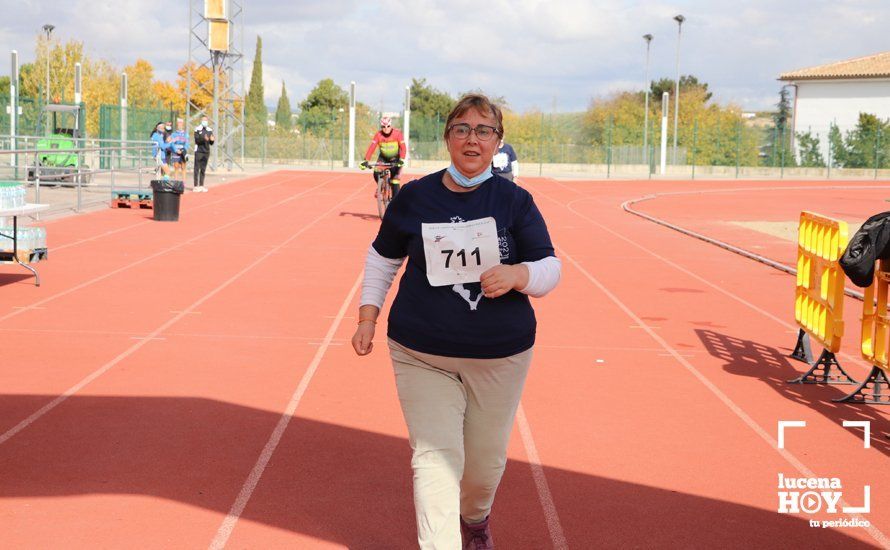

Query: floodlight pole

[42,24,55,136]
[211,50,224,171]
[348,81,356,168]
[672,14,685,165]
[404,85,411,162]
[120,73,128,143]
[661,91,669,175]
[642,34,653,166]
[10,50,18,171]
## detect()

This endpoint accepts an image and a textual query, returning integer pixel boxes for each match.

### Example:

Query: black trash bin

[150,179,184,221]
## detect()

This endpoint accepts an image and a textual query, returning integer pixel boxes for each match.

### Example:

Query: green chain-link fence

[235,110,890,179]
[1,95,43,137]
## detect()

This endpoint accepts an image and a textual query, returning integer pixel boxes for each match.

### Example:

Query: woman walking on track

[351,93,561,550]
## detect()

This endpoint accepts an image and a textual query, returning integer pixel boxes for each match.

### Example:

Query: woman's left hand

[480,264,529,299]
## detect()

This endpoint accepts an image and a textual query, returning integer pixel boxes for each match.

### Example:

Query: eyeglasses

[447,123,499,141]
[381,125,391,129]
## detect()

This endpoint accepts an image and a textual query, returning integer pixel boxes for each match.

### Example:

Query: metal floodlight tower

[642,33,653,165]
[672,14,685,165]
[186,0,245,171]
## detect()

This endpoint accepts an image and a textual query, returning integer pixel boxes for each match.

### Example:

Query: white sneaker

[203,186,210,192]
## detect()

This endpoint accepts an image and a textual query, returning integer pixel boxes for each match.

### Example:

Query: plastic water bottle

[0,184,26,210]
[0,225,10,251]
[36,227,46,249]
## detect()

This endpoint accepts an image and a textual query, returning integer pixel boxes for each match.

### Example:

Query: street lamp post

[42,24,55,136]
[672,14,685,165]
[642,34,653,165]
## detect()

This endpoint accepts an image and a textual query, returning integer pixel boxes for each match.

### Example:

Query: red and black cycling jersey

[364,128,406,161]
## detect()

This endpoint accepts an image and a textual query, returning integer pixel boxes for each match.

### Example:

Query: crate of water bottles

[0,183,48,263]
[0,224,47,252]
[0,182,26,210]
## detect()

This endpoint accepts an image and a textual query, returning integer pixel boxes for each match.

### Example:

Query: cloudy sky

[2,0,888,113]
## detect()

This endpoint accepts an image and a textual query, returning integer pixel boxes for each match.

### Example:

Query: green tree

[796,130,824,167]
[275,81,292,131]
[409,78,454,118]
[828,123,846,167]
[649,75,712,103]
[297,78,348,134]
[761,87,794,166]
[0,76,9,92]
[245,36,266,135]
[842,113,889,168]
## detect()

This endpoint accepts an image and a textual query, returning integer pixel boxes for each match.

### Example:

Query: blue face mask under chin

[446,164,492,188]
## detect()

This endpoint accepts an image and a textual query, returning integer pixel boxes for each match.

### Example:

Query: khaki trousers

[388,339,533,550]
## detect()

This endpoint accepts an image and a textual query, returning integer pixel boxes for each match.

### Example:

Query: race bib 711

[421,217,501,287]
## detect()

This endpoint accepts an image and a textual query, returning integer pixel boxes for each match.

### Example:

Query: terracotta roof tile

[779,51,890,80]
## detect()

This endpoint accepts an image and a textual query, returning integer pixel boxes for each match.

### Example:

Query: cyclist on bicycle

[361,116,406,196]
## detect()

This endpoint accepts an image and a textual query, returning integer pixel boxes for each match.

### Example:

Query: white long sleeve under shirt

[360,245,561,310]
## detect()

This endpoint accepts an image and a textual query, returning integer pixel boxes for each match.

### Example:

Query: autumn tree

[124,59,160,109]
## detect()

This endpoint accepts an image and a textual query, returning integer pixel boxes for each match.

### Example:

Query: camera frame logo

[777,420,871,529]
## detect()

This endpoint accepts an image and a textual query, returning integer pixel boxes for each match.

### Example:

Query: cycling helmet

[380,116,392,128]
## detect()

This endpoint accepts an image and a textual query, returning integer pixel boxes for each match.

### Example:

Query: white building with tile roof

[780,51,890,160]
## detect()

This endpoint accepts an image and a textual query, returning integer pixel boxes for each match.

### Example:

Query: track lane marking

[0,177,363,447]
[209,270,363,549]
[527,181,890,547]
[0,174,345,323]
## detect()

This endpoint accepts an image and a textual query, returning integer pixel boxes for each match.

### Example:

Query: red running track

[0,171,888,548]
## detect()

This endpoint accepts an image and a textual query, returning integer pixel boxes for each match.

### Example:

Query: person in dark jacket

[193,116,215,193]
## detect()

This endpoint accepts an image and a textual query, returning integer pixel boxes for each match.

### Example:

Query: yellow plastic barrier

[833,260,890,404]
[861,261,889,369]
[794,211,849,353]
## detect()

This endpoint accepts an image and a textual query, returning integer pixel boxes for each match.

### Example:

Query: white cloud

[1,0,889,113]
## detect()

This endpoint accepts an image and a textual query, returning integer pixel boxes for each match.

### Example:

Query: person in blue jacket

[170,118,189,181]
[150,121,172,178]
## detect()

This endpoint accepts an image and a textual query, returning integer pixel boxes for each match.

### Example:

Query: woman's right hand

[352,321,376,356]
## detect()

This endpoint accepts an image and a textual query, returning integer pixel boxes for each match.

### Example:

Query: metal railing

[0,138,157,216]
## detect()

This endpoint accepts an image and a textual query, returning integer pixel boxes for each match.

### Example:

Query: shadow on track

[0,394,874,548]
[697,329,890,456]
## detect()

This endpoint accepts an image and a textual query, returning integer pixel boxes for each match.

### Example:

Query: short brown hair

[444,93,504,139]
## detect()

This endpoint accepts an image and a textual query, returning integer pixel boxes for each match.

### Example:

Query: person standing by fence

[170,118,189,182]
[150,121,171,179]
[193,116,214,192]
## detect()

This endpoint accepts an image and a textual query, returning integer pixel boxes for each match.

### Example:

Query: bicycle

[361,160,400,219]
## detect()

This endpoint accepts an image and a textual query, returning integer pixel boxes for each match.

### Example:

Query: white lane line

[0,175,344,323]
[50,179,285,253]
[208,270,363,550]
[535,186,874,374]
[516,403,569,550]
[0,179,364,447]
[556,246,890,549]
